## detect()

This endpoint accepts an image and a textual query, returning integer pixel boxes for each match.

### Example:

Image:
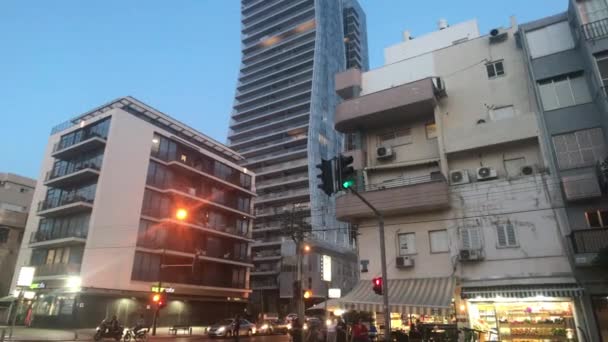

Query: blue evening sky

[0,0,565,179]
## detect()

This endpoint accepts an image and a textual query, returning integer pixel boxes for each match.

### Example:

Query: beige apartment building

[0,173,35,298]
[327,18,592,341]
[10,97,255,328]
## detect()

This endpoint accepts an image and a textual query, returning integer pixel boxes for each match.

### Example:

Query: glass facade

[56,117,110,151]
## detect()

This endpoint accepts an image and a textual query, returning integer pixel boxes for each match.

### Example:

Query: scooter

[94,323,124,341]
[122,327,149,341]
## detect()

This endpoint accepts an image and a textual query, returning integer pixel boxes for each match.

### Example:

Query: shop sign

[322,255,332,282]
[328,288,341,299]
[16,266,36,287]
[29,282,46,289]
[151,286,175,293]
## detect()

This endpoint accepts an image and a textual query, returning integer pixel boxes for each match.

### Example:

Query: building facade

[519,2,608,340]
[0,173,35,298]
[10,97,255,328]
[228,0,368,314]
[330,18,592,341]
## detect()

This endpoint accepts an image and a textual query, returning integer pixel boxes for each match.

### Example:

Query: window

[398,233,416,255]
[429,230,449,253]
[345,132,358,151]
[377,128,411,146]
[0,228,9,243]
[595,52,608,92]
[552,128,606,170]
[496,222,518,247]
[486,61,505,78]
[526,21,575,58]
[490,105,515,121]
[585,210,608,228]
[425,122,437,139]
[538,73,591,111]
[460,227,482,250]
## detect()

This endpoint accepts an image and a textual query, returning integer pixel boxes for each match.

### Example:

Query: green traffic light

[343,180,354,189]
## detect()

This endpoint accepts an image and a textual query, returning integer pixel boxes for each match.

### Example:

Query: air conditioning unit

[489,28,508,44]
[459,249,484,262]
[520,164,536,176]
[476,167,498,181]
[396,256,415,268]
[449,169,470,185]
[376,146,394,160]
[187,187,196,196]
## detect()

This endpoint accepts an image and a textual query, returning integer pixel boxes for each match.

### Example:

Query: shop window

[496,222,518,248]
[425,122,437,139]
[585,209,608,228]
[486,60,505,78]
[398,233,416,255]
[552,128,606,170]
[429,230,448,253]
[0,228,9,243]
[460,227,482,250]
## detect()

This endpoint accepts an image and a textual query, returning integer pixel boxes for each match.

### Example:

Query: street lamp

[175,208,188,221]
[303,244,311,253]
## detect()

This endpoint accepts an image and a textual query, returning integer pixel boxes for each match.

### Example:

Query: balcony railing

[33,263,81,277]
[570,228,608,254]
[30,230,87,244]
[582,18,608,40]
[254,250,282,258]
[37,195,94,212]
[46,162,101,182]
[53,132,105,153]
[251,279,279,289]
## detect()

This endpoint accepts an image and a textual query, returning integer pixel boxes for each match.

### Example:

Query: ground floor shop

[461,284,584,342]
[8,286,248,328]
[591,295,608,342]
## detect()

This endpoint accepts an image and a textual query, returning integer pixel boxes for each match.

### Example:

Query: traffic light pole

[347,188,391,342]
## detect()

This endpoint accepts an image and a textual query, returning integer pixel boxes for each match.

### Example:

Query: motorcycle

[94,323,124,341]
[122,327,149,342]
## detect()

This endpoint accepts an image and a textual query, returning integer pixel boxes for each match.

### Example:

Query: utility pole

[348,188,390,342]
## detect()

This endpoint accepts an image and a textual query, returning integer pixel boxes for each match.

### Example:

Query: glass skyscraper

[228,0,368,313]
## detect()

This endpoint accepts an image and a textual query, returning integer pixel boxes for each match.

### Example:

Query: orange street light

[303,245,311,253]
[152,294,160,302]
[303,290,312,299]
[175,208,188,221]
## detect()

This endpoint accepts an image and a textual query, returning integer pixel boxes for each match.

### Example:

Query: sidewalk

[0,326,208,341]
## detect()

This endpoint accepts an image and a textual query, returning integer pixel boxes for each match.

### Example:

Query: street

[164,334,290,342]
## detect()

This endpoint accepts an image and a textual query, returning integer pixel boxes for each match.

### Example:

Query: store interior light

[459,304,466,312]
[66,276,81,290]
[333,309,345,316]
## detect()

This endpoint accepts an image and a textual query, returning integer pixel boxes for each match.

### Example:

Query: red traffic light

[372,277,383,295]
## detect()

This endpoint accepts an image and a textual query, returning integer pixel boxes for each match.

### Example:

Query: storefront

[462,284,584,342]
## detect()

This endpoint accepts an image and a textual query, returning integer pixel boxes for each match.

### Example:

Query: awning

[332,277,455,316]
[461,284,584,299]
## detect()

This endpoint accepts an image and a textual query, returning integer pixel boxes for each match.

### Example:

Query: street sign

[16,267,35,287]
[328,288,341,298]
[322,255,332,282]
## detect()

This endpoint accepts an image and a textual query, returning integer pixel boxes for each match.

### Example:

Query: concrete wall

[361,53,435,95]
[384,19,480,65]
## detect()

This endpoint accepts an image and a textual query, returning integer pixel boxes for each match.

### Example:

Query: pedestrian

[351,318,369,342]
[290,318,303,342]
[337,317,348,342]
[233,315,241,342]
[327,318,337,342]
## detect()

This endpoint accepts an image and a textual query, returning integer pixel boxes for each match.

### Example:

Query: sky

[0,0,566,179]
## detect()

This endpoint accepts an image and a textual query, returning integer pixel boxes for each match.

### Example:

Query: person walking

[233,315,241,342]
[351,318,369,342]
[327,318,337,342]
[337,317,348,342]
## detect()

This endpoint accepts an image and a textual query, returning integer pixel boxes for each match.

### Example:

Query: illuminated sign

[328,288,342,299]
[17,267,35,287]
[30,282,46,289]
[151,286,175,293]
[322,255,332,282]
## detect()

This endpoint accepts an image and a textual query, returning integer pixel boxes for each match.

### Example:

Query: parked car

[257,319,290,335]
[285,313,298,322]
[207,319,257,338]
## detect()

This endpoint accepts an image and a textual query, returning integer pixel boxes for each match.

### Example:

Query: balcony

[253,250,282,261]
[33,263,81,277]
[0,209,27,228]
[253,159,308,177]
[256,174,308,190]
[582,18,608,40]
[252,237,284,248]
[52,133,106,160]
[251,265,281,276]
[562,172,603,202]
[256,188,309,205]
[335,68,362,100]
[335,77,445,132]
[37,197,94,217]
[29,230,87,248]
[336,174,449,221]
[240,135,308,158]
[570,228,608,266]
[255,203,310,218]
[251,279,279,290]
[44,163,101,189]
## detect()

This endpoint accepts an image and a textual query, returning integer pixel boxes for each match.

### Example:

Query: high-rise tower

[228,0,368,313]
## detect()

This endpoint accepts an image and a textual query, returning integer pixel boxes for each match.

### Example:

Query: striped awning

[336,277,455,316]
[461,284,584,299]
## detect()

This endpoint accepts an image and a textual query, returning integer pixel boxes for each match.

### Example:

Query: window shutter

[461,228,471,250]
[469,227,482,249]
[496,225,507,247]
[506,223,517,246]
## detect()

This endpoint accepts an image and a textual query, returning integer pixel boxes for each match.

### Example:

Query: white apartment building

[10,97,256,328]
[327,19,592,341]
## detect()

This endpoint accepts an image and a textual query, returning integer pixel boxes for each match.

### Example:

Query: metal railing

[45,162,101,181]
[257,188,309,203]
[30,230,87,244]
[570,228,608,253]
[252,266,280,273]
[251,279,279,288]
[254,250,282,258]
[354,173,446,193]
[255,203,310,216]
[582,18,608,40]
[33,263,81,277]
[52,131,105,153]
[37,195,94,212]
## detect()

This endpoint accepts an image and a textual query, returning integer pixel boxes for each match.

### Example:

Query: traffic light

[338,154,355,190]
[372,277,383,295]
[303,290,312,299]
[152,290,168,309]
[316,158,335,196]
